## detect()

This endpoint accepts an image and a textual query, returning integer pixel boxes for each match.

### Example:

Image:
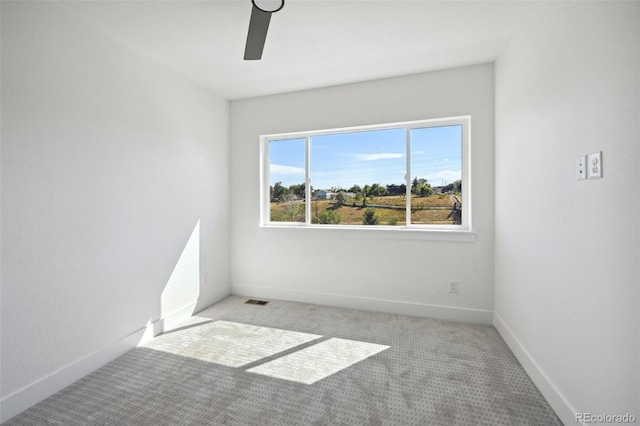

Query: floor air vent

[245,299,269,306]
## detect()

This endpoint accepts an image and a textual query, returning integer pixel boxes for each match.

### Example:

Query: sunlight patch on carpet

[246,337,390,384]
[153,320,322,367]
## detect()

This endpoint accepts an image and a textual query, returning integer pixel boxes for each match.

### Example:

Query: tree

[411,177,420,194]
[363,184,372,197]
[453,179,462,193]
[370,183,386,197]
[363,208,379,225]
[279,192,302,222]
[289,183,305,199]
[335,191,347,206]
[442,180,462,194]
[348,184,362,194]
[412,177,433,197]
[419,183,434,197]
[272,182,287,200]
[313,210,341,224]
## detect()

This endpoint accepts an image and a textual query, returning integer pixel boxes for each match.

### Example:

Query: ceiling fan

[244,0,285,60]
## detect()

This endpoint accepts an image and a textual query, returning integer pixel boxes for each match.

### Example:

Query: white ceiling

[56,1,520,100]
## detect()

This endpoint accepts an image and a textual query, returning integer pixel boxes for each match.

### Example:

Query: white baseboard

[493,311,579,426]
[0,302,198,423]
[139,302,198,343]
[0,326,147,423]
[232,284,493,324]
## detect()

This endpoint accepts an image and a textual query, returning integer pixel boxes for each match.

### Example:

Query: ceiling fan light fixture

[252,0,284,14]
[244,0,284,60]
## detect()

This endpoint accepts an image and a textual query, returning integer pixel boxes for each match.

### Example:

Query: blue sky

[269,125,462,190]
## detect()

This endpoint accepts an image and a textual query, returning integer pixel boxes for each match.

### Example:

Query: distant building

[386,184,406,195]
[316,190,334,200]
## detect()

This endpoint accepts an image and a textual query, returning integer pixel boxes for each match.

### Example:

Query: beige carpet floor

[5,296,561,425]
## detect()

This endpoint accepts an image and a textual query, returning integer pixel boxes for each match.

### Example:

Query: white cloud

[270,164,305,175]
[424,169,461,185]
[413,150,425,155]
[355,153,405,161]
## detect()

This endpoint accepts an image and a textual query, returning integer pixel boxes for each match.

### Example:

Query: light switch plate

[577,155,587,180]
[587,151,602,179]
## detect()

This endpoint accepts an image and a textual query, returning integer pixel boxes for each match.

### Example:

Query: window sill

[258,224,477,242]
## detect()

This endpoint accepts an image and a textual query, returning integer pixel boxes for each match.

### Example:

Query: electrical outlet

[576,155,587,180]
[587,151,602,179]
[449,280,459,294]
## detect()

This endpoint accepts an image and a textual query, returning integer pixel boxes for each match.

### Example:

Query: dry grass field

[270,194,460,225]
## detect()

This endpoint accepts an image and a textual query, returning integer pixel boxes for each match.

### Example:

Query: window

[261,116,470,231]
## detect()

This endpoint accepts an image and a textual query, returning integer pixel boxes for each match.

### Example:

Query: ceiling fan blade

[244,5,272,60]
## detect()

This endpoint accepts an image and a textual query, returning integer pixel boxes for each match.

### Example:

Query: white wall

[4,1,636,424]
[0,2,230,420]
[230,64,494,323]
[494,2,639,423]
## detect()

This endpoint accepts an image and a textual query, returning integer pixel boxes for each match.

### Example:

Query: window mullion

[405,128,411,227]
[305,135,311,225]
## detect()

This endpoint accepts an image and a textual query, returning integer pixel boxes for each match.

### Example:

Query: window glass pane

[410,125,462,225]
[310,128,406,226]
[269,138,306,223]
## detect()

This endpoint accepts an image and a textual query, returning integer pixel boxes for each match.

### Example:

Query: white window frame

[260,116,472,235]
